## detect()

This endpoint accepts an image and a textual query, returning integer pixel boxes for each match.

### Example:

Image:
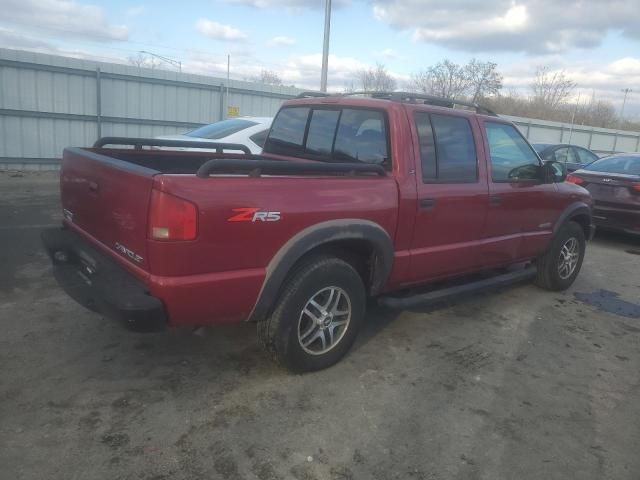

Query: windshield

[185,119,258,139]
[583,155,640,175]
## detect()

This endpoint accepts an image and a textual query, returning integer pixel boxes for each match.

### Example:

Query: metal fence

[0,48,302,170]
[503,115,640,155]
[1,47,639,170]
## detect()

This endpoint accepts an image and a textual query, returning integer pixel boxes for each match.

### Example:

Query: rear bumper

[592,204,640,236]
[42,227,167,331]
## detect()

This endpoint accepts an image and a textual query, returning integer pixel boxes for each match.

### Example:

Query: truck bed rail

[93,136,252,154]
[196,158,387,178]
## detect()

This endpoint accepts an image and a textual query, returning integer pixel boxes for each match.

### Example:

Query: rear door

[407,109,489,282]
[60,148,156,272]
[480,121,559,265]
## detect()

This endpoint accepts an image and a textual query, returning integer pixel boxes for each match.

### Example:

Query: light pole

[320,0,331,92]
[620,88,632,121]
[139,50,182,72]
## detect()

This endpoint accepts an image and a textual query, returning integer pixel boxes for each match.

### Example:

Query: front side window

[415,112,477,182]
[264,106,389,166]
[485,122,541,182]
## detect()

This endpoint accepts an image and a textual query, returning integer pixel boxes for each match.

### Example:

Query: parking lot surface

[1,171,639,480]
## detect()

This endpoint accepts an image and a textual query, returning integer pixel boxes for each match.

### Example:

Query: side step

[378,266,537,310]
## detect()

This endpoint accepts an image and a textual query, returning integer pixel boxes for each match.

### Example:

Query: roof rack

[294,90,497,116]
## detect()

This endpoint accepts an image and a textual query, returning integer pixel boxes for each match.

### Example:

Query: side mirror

[543,160,567,183]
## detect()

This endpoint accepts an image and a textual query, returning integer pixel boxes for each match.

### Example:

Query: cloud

[0,0,128,42]
[195,18,248,41]
[375,48,397,60]
[125,5,145,17]
[226,0,349,9]
[269,36,297,47]
[372,0,640,54]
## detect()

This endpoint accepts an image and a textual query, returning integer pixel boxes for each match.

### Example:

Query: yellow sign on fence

[227,106,240,117]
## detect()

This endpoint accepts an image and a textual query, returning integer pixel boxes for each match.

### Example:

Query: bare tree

[410,60,471,99]
[530,67,576,110]
[466,59,503,102]
[358,63,397,92]
[252,69,283,86]
[128,53,152,68]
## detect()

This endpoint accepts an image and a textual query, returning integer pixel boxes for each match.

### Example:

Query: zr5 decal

[228,208,281,222]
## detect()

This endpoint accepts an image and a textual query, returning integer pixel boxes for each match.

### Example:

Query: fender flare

[247,219,394,323]
[553,201,592,236]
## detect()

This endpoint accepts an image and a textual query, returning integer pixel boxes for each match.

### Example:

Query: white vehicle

[155,117,272,154]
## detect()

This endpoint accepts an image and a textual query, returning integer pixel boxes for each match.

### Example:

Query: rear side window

[264,106,389,166]
[485,122,541,182]
[575,147,598,165]
[584,156,640,174]
[415,112,477,182]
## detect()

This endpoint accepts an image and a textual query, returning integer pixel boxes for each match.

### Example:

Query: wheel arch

[247,219,393,323]
[554,202,592,240]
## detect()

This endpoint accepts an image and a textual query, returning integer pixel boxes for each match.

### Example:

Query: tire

[258,255,366,373]
[535,221,585,291]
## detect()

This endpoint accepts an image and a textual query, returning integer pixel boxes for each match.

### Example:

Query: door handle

[420,198,436,210]
[88,181,99,193]
[489,195,502,206]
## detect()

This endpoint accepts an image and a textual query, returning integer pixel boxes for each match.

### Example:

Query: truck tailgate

[60,148,156,272]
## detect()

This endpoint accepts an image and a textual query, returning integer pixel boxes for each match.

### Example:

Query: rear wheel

[258,256,366,373]
[535,221,585,291]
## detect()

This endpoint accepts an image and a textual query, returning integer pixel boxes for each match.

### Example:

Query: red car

[567,153,640,236]
[43,92,594,372]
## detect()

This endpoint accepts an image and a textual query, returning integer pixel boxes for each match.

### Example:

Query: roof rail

[294,90,497,116]
[296,91,331,98]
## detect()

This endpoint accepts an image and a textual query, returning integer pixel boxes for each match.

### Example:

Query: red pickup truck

[43,92,593,372]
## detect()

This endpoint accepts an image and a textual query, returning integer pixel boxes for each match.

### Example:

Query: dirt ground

[1,171,639,480]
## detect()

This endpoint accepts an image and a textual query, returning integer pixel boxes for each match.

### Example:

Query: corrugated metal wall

[503,115,640,154]
[0,48,302,169]
[1,47,639,170]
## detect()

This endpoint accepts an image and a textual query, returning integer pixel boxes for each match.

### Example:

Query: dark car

[533,143,599,172]
[567,154,640,236]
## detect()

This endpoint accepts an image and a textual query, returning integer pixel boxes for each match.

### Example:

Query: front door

[408,110,489,283]
[480,120,559,266]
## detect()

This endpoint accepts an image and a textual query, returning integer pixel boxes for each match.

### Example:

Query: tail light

[566,174,585,185]
[149,189,198,241]
[631,182,640,193]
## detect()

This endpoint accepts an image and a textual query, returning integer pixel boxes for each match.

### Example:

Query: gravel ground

[1,171,639,480]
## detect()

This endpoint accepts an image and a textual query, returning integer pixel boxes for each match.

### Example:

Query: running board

[378,266,537,310]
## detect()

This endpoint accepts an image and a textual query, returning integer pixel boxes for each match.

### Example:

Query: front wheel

[535,221,586,291]
[258,256,366,373]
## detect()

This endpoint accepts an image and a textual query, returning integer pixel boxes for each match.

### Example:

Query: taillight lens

[566,174,585,185]
[149,189,198,241]
[631,182,640,193]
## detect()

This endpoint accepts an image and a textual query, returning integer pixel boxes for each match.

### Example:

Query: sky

[1,0,639,117]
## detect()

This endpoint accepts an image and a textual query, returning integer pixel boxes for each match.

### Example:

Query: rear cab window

[264,106,390,168]
[415,112,477,183]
